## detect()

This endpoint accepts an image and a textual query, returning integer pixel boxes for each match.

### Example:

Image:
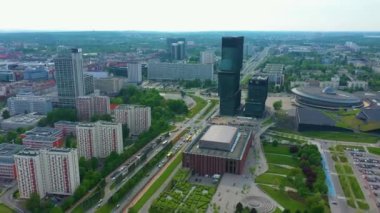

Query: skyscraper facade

[128,63,143,83]
[218,37,244,116]
[167,38,186,60]
[244,76,268,117]
[54,48,85,108]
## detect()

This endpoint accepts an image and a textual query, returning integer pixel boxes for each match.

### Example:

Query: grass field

[267,164,292,176]
[129,153,183,212]
[258,185,306,212]
[335,145,365,153]
[368,147,380,156]
[333,144,368,209]
[188,95,207,118]
[265,153,298,167]
[199,99,218,120]
[300,131,378,143]
[263,144,291,155]
[0,204,14,213]
[255,173,292,187]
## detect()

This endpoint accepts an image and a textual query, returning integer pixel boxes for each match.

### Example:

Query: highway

[86,97,215,213]
[119,99,218,212]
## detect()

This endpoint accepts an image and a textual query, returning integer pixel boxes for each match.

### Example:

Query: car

[116,204,120,208]
[331,201,337,205]
[98,199,103,204]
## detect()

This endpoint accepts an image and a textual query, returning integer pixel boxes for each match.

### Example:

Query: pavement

[0,185,24,213]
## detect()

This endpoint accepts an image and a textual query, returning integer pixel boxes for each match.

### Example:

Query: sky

[0,0,379,32]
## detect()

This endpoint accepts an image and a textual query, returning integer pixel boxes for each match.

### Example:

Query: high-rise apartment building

[244,76,268,117]
[167,38,186,60]
[114,105,151,136]
[14,148,80,199]
[76,121,123,159]
[7,94,53,116]
[200,51,215,64]
[75,95,110,121]
[218,37,244,116]
[94,77,124,95]
[84,73,95,95]
[54,48,85,108]
[128,63,143,83]
[148,63,213,81]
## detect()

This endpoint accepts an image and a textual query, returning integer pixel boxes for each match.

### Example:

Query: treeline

[60,86,185,210]
[109,143,174,205]
[288,144,328,212]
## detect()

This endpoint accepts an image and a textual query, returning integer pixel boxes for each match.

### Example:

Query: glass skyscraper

[244,75,269,117]
[218,36,244,116]
[54,48,85,108]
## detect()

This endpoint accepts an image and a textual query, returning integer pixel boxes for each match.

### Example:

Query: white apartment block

[76,95,110,121]
[128,63,143,83]
[7,95,53,116]
[347,81,368,90]
[200,51,215,64]
[114,105,151,136]
[76,121,123,159]
[14,148,80,199]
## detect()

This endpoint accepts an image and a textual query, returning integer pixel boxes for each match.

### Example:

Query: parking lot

[349,151,380,209]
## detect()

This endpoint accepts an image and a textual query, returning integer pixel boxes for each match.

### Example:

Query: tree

[235,202,243,213]
[26,192,41,213]
[273,100,282,111]
[2,110,10,119]
[122,124,130,139]
[283,209,291,213]
[250,208,257,213]
[272,140,279,147]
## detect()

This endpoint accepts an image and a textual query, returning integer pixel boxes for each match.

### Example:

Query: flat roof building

[7,94,53,116]
[0,143,24,180]
[183,125,254,175]
[54,121,78,137]
[1,113,44,131]
[147,63,213,81]
[22,127,64,149]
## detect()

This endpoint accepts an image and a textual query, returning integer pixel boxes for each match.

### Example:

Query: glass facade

[218,37,244,116]
[244,76,268,117]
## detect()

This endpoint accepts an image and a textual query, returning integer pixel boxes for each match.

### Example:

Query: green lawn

[199,99,218,120]
[258,185,306,212]
[357,200,370,210]
[265,153,298,167]
[0,204,14,213]
[255,173,292,187]
[188,95,207,118]
[335,145,365,153]
[335,164,344,174]
[130,153,183,212]
[343,165,353,174]
[300,131,379,143]
[263,144,291,155]
[96,204,113,213]
[347,176,365,200]
[267,164,292,176]
[368,147,380,156]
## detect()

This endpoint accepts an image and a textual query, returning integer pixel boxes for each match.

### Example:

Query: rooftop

[2,113,44,124]
[292,87,362,104]
[296,107,336,126]
[0,143,24,164]
[185,125,253,160]
[200,125,237,144]
[24,127,61,137]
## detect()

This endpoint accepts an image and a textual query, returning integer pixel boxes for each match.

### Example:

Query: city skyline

[0,0,380,32]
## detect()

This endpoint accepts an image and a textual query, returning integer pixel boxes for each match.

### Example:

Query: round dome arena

[291,86,363,109]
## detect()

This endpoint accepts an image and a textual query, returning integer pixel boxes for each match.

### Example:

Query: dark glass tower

[244,75,268,117]
[218,36,244,116]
